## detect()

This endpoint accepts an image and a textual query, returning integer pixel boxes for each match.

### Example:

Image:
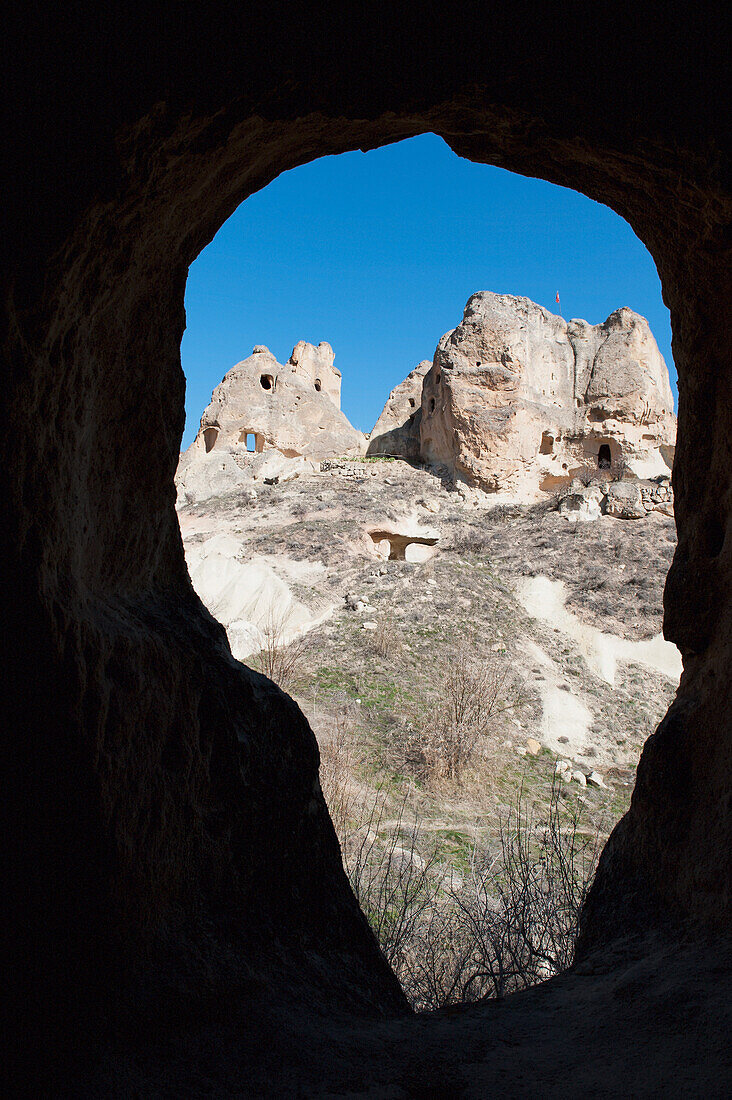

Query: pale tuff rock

[413,292,676,495]
[288,340,343,408]
[367,360,431,459]
[177,341,365,502]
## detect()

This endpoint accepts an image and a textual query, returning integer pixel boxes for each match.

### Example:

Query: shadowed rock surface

[4,4,730,1093]
[368,360,430,460]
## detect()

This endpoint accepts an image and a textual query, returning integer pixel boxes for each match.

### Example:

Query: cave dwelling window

[202,426,218,453]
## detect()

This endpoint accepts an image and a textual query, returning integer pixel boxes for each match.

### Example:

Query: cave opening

[173,136,684,1016]
[7,13,730,1091]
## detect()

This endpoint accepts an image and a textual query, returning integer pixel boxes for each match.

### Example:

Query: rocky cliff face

[177,342,365,501]
[367,360,430,460]
[418,293,676,493]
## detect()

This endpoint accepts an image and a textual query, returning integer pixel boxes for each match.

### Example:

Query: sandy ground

[516,575,682,686]
[516,576,681,766]
[99,935,731,1097]
[185,530,334,658]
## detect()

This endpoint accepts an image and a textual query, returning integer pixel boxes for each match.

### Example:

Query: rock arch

[5,6,729,1090]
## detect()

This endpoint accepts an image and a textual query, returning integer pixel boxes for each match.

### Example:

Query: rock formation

[6,6,730,1094]
[177,341,365,501]
[367,360,430,459]
[414,293,676,494]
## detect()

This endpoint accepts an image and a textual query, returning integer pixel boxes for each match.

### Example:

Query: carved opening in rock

[598,444,612,469]
[367,529,439,562]
[238,430,264,453]
[170,134,691,1039]
[260,374,274,390]
[202,426,219,452]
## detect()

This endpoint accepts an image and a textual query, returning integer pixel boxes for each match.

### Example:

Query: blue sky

[181,133,676,448]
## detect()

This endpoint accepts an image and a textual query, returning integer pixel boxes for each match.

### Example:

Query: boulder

[252,451,318,484]
[559,487,602,522]
[175,449,250,506]
[602,481,647,519]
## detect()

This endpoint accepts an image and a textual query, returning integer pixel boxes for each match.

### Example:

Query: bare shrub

[370,615,403,661]
[609,456,630,482]
[483,504,524,524]
[450,780,601,999]
[394,648,522,784]
[449,527,491,556]
[251,604,309,692]
[575,463,601,487]
[341,780,603,1011]
[344,794,441,973]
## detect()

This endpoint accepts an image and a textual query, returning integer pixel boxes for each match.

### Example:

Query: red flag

[556,291,560,304]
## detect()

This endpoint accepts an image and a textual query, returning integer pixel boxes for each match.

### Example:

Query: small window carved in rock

[429,398,436,414]
[260,374,274,390]
[598,444,612,469]
[314,379,322,391]
[540,431,554,455]
[202,426,218,453]
[409,398,416,408]
[239,429,262,453]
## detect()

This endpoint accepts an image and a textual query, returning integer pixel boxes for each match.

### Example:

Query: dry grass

[369,615,404,661]
[319,707,360,839]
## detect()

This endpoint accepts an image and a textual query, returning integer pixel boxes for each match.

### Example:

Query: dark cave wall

[3,4,729,1051]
